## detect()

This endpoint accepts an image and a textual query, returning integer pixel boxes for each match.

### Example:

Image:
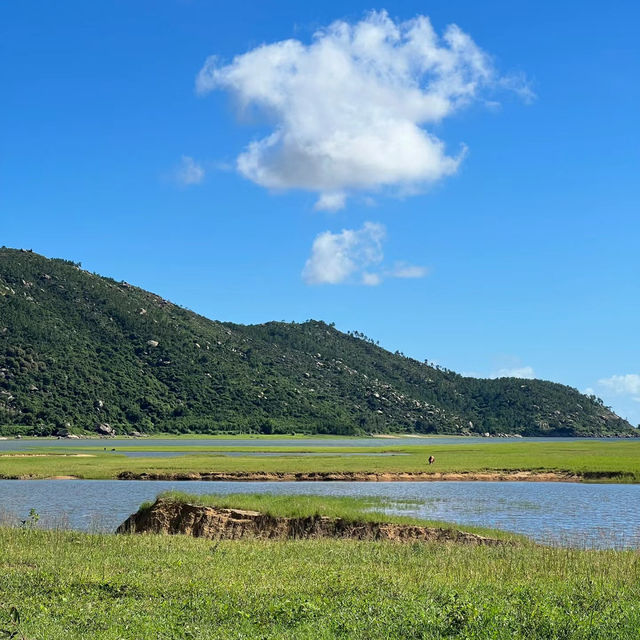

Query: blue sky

[2,1,639,425]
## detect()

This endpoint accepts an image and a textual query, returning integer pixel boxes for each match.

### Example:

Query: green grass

[0,526,639,639]
[151,491,520,540]
[152,490,418,521]
[2,440,640,482]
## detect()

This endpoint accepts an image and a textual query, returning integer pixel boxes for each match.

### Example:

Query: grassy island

[123,491,520,543]
[2,439,640,482]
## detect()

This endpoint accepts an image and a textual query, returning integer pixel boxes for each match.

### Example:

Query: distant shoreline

[1,432,637,442]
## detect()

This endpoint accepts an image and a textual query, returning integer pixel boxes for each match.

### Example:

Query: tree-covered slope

[0,248,634,436]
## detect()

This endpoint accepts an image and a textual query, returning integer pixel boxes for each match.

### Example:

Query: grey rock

[96,423,115,436]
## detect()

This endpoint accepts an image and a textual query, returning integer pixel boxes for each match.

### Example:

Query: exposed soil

[116,470,585,482]
[0,453,95,458]
[3,470,632,482]
[3,474,82,480]
[116,498,505,545]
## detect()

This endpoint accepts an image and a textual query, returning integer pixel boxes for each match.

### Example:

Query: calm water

[1,479,638,549]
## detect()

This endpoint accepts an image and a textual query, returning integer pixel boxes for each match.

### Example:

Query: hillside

[0,248,634,437]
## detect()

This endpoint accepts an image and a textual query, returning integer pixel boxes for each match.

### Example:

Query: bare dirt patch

[0,453,95,458]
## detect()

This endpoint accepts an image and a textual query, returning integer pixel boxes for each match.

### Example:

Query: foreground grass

[152,491,520,540]
[0,527,638,639]
[2,440,640,482]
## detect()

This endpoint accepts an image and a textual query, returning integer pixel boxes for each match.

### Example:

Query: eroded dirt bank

[5,470,632,482]
[116,498,504,545]
[116,470,587,482]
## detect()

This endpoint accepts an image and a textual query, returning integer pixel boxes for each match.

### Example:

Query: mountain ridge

[0,247,635,437]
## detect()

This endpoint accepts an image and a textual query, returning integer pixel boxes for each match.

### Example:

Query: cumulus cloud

[197,10,523,208]
[302,222,385,285]
[302,222,428,286]
[175,155,205,185]
[492,366,535,379]
[597,374,640,402]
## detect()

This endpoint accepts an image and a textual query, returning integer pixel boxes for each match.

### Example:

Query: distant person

[428,455,435,465]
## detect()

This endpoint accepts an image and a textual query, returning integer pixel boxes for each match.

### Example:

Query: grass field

[0,525,638,639]
[2,440,640,482]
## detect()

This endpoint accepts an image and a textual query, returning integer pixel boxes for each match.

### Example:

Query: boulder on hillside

[96,423,115,436]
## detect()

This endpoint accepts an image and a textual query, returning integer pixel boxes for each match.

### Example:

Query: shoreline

[3,470,620,482]
[117,470,597,482]
[2,433,638,442]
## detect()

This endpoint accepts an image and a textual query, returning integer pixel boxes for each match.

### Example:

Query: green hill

[0,248,634,437]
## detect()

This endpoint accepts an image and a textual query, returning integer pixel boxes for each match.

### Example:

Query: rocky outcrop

[116,498,504,545]
[95,423,115,436]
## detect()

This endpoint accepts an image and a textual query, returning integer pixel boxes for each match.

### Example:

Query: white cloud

[175,155,205,185]
[362,272,382,286]
[302,222,429,286]
[390,262,429,279]
[197,11,525,208]
[314,192,346,212]
[499,71,537,104]
[302,222,385,285]
[492,366,535,379]
[597,374,640,402]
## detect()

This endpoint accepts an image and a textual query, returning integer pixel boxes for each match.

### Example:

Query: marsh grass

[0,526,638,639]
[3,440,640,481]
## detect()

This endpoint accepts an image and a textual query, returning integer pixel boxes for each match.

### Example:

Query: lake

[1,479,638,550]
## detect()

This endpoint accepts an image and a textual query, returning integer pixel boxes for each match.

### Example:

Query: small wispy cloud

[597,374,640,402]
[314,192,347,212]
[175,155,205,185]
[491,366,535,379]
[198,10,529,209]
[390,262,429,279]
[302,222,428,286]
[362,271,382,286]
[498,71,537,104]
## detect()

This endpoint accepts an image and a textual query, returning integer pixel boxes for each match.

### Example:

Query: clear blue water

[1,479,638,549]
